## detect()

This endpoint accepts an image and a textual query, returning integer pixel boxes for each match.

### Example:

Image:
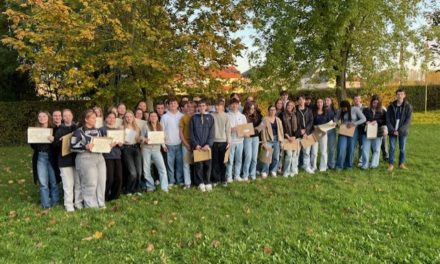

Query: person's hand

[231,127,237,133]
[196,145,202,150]
[393,130,399,136]
[226,143,230,149]
[144,138,150,144]
[301,129,306,135]
[162,145,168,152]
[383,131,388,136]
[48,136,54,142]
[111,142,117,147]
[86,143,94,150]
[118,142,123,147]
[371,120,377,125]
[202,145,210,151]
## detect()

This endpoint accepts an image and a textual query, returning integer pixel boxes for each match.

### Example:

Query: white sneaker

[168,183,174,189]
[319,168,327,172]
[242,178,249,182]
[235,177,243,182]
[227,178,233,183]
[261,172,268,179]
[271,171,277,177]
[205,184,213,192]
[305,167,315,174]
[198,184,206,192]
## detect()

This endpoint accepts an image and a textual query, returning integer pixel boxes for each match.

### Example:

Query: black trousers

[105,159,122,201]
[211,142,227,183]
[195,159,212,185]
[122,146,142,193]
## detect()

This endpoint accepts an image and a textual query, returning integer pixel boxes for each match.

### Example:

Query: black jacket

[53,123,78,168]
[295,106,314,138]
[386,100,413,136]
[190,113,215,149]
[361,108,387,137]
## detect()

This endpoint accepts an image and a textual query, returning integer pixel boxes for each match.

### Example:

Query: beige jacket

[261,117,284,148]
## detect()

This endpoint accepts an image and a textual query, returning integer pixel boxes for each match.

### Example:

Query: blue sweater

[190,113,215,149]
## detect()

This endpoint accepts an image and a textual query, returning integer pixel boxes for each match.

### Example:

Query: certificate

[27,127,53,143]
[90,137,113,153]
[258,146,273,164]
[147,131,165,144]
[236,123,255,138]
[317,120,336,132]
[184,150,194,165]
[224,146,231,163]
[107,129,125,143]
[95,117,103,128]
[300,135,316,149]
[312,129,326,141]
[61,133,72,157]
[115,118,123,128]
[283,138,299,151]
[193,149,212,162]
[135,119,147,129]
[366,123,378,139]
[339,124,356,137]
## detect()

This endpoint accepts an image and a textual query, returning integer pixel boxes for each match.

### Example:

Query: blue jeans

[283,150,299,176]
[336,134,356,169]
[361,135,383,169]
[226,142,244,180]
[262,138,281,174]
[327,128,337,169]
[166,144,183,185]
[301,145,312,170]
[242,136,259,179]
[389,135,407,166]
[181,146,192,186]
[37,152,60,208]
[142,147,168,192]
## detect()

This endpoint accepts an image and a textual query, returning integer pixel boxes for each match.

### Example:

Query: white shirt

[124,128,137,144]
[227,111,247,144]
[160,111,184,145]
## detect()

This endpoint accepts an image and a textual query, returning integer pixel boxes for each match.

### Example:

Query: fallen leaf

[82,231,103,241]
[18,179,26,184]
[8,180,13,184]
[107,220,116,228]
[153,200,158,205]
[263,245,273,255]
[195,232,203,240]
[49,218,57,225]
[211,240,221,248]
[9,211,17,218]
[145,243,154,252]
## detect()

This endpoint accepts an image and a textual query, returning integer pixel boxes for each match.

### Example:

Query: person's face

[325,98,332,107]
[125,113,134,124]
[94,108,102,117]
[143,112,149,120]
[52,111,62,124]
[85,113,97,127]
[156,104,165,115]
[276,100,283,110]
[188,104,195,115]
[298,97,305,106]
[149,113,158,123]
[169,101,178,111]
[111,107,118,116]
[249,105,255,114]
[230,102,239,112]
[106,114,116,126]
[269,107,277,116]
[286,102,294,112]
[354,96,362,106]
[282,94,288,101]
[372,100,379,109]
[396,91,406,102]
[305,99,311,106]
[38,113,49,126]
[135,110,143,119]
[316,99,324,109]
[198,103,207,113]
[215,104,224,113]
[117,105,126,115]
[62,111,73,124]
[138,102,147,112]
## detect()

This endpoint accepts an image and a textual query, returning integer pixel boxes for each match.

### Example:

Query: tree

[425,1,440,72]
[249,0,423,100]
[2,0,249,105]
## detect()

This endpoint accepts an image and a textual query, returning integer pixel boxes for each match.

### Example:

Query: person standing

[211,99,231,186]
[190,99,215,192]
[360,95,387,170]
[30,111,60,209]
[296,95,315,174]
[261,105,284,177]
[242,102,263,181]
[161,97,184,187]
[280,101,299,177]
[353,95,365,166]
[226,98,247,182]
[71,109,106,209]
[53,109,81,211]
[99,112,123,201]
[386,89,413,171]
[310,98,330,172]
[179,101,195,189]
[51,109,63,183]
[325,97,338,169]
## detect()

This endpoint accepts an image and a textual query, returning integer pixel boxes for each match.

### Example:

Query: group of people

[30,89,413,211]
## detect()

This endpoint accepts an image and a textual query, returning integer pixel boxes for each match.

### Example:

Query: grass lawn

[1,119,440,262]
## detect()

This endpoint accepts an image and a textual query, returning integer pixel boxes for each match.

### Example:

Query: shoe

[198,184,206,192]
[388,164,394,172]
[227,178,233,183]
[319,169,327,172]
[155,180,160,186]
[205,184,213,192]
[261,172,268,179]
[242,178,249,182]
[399,164,409,170]
[305,167,315,174]
[66,207,75,213]
[271,171,277,177]
[168,183,174,189]
[283,174,289,178]
[234,177,243,182]
[256,171,261,176]
[183,185,191,190]
[212,183,218,187]
[222,182,228,187]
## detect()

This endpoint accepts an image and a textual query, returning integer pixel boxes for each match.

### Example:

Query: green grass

[1,122,440,262]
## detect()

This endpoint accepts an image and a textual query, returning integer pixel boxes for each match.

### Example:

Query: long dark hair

[339,100,352,122]
[313,98,327,117]
[370,95,382,112]
[147,111,162,131]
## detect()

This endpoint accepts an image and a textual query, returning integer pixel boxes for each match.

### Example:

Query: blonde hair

[123,110,140,133]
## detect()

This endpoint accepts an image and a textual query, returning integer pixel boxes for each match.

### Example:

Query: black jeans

[105,159,122,201]
[211,142,227,183]
[122,145,142,193]
[195,159,212,186]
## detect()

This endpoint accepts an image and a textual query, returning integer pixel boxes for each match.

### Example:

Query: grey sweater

[211,112,232,143]
[336,107,366,126]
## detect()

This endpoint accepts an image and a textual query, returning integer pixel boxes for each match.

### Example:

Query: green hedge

[0,101,88,146]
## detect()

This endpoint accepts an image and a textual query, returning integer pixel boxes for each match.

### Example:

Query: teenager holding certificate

[311,98,330,172]
[280,101,299,177]
[335,101,366,170]
[99,112,123,201]
[121,110,143,194]
[190,99,215,192]
[179,101,195,189]
[325,97,338,169]
[53,109,81,212]
[261,105,284,178]
[295,95,315,174]
[386,89,413,172]
[211,99,231,186]
[141,112,169,192]
[226,98,247,182]
[242,102,263,181]
[360,95,387,170]
[30,111,60,209]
